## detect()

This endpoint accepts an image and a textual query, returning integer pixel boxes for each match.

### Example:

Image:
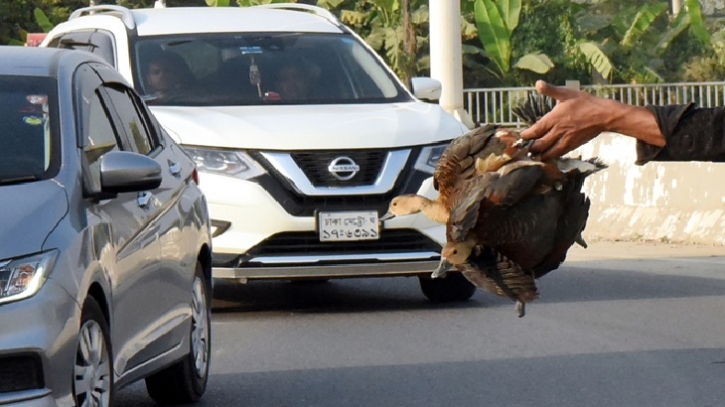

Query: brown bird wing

[433,124,499,210]
[530,159,603,278]
[447,163,546,242]
[460,245,539,304]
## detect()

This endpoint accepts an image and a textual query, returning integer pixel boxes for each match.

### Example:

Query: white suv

[42,3,476,301]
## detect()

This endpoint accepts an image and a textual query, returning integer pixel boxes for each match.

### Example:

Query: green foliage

[235,0,295,6]
[680,29,725,81]
[513,52,553,74]
[1,0,85,45]
[474,0,511,75]
[34,8,54,32]
[4,0,725,88]
[470,0,554,85]
[577,41,612,79]
[316,0,429,85]
[500,0,587,86]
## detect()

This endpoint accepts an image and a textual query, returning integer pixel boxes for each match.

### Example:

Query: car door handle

[169,161,182,177]
[137,191,153,208]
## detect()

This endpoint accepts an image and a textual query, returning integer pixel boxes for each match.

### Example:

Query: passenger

[145,51,193,98]
[275,64,312,100]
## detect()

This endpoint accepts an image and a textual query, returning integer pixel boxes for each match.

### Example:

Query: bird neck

[421,199,449,223]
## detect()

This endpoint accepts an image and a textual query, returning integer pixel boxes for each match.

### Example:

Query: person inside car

[145,51,194,99]
[274,63,312,100]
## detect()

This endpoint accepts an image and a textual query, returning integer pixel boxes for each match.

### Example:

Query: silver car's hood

[0,180,68,260]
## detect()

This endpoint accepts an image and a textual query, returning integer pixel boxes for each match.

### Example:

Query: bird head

[442,241,475,264]
[432,240,475,278]
[380,194,424,221]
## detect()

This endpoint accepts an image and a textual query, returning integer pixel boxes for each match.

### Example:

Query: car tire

[74,297,113,407]
[145,262,211,404]
[419,272,476,302]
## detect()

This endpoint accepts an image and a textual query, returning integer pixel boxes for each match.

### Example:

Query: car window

[0,76,59,184]
[103,85,160,156]
[83,89,125,193]
[133,33,411,106]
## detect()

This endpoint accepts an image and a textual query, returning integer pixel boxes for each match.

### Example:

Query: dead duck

[380,124,530,223]
[433,154,607,317]
[381,92,555,224]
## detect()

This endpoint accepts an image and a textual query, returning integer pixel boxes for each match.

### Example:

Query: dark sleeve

[635,103,725,165]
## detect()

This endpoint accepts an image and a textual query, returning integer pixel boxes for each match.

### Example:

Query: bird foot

[575,233,588,248]
[516,301,526,318]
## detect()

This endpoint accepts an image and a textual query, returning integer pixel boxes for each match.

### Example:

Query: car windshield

[0,76,58,185]
[132,32,412,106]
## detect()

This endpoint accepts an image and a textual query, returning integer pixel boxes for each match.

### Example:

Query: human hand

[520,80,617,160]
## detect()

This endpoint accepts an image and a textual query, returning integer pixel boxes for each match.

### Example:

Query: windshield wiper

[0,174,40,185]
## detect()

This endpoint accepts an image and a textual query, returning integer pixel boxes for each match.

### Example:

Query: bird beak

[431,258,453,279]
[380,211,396,222]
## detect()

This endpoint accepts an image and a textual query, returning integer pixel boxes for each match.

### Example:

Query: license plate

[317,211,380,242]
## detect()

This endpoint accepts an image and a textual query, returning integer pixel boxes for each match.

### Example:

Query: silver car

[0,46,212,406]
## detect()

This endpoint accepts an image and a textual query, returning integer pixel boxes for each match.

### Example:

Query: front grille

[214,229,442,268]
[0,355,43,393]
[251,147,428,217]
[291,150,387,187]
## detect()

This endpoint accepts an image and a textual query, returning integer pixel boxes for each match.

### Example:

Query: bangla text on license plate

[318,211,380,242]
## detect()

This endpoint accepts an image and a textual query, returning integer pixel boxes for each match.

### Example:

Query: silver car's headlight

[414,143,449,175]
[0,250,58,304]
[183,147,266,180]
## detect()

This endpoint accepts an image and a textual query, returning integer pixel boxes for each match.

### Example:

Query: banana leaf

[474,0,511,76]
[620,2,668,48]
[513,52,554,74]
[654,11,689,55]
[578,41,613,79]
[34,8,54,33]
[494,0,521,32]
[686,0,710,47]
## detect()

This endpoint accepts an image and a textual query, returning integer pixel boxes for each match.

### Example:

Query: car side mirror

[100,151,162,194]
[410,77,442,102]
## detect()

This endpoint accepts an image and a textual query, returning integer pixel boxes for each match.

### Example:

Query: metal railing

[463,81,725,127]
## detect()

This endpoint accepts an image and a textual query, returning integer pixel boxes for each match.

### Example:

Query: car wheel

[419,272,477,302]
[146,262,211,404]
[74,297,113,407]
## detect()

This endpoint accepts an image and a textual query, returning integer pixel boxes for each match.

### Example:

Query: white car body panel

[151,103,467,149]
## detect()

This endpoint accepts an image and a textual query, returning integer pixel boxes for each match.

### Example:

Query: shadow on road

[211,275,487,314]
[212,254,725,314]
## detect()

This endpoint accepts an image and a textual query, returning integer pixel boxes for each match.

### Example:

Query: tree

[316,0,431,86]
[572,0,711,83]
[469,0,554,85]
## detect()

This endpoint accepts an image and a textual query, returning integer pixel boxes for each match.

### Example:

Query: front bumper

[213,259,441,281]
[0,279,79,406]
[201,169,445,281]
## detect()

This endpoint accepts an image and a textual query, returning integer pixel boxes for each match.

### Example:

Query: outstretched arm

[519,81,664,161]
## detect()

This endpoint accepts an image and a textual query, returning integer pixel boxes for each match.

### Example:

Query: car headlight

[183,147,266,180]
[414,143,449,174]
[0,250,58,305]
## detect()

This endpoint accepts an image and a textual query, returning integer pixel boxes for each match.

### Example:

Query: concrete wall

[575,132,725,245]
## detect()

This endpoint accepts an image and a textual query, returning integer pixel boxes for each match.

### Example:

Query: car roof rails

[69,5,136,29]
[253,3,343,28]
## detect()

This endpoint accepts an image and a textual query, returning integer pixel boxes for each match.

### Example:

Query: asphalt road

[115,241,725,407]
